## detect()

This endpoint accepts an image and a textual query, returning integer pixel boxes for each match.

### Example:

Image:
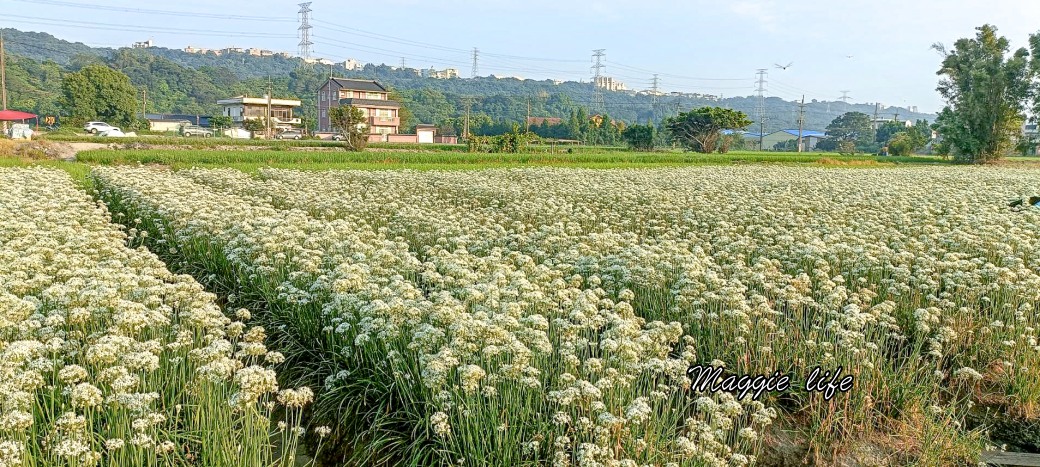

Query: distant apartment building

[422,67,459,79]
[217,96,302,129]
[343,59,363,70]
[317,78,401,136]
[223,47,245,54]
[132,40,154,49]
[594,76,626,91]
[244,48,275,57]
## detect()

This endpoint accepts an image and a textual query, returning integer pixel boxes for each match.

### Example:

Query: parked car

[96,128,127,137]
[83,122,116,134]
[181,125,214,138]
[332,134,346,141]
[275,129,304,140]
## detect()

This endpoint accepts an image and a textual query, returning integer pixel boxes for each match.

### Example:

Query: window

[366,92,384,100]
[321,109,326,118]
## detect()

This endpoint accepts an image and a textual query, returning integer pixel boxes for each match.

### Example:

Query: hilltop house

[217,96,302,130]
[317,78,401,137]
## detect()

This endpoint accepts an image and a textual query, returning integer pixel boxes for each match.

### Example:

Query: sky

[4,0,1040,114]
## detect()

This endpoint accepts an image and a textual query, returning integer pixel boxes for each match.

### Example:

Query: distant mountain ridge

[1,28,937,134]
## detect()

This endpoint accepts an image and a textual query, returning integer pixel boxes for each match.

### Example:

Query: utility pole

[0,31,7,112]
[591,49,605,114]
[297,2,313,60]
[141,88,148,118]
[471,47,479,78]
[893,111,900,124]
[1,31,7,134]
[462,96,472,139]
[872,102,881,143]
[755,68,768,150]
[797,95,806,152]
[266,81,273,139]
[526,96,531,132]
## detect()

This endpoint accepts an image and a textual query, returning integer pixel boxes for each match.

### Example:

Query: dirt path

[67,142,116,158]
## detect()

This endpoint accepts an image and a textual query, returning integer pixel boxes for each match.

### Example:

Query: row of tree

[932,25,1040,163]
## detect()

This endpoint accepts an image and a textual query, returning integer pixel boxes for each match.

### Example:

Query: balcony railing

[368,117,400,127]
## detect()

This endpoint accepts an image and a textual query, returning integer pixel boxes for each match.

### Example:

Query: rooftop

[327,78,388,93]
[217,96,302,107]
[339,98,401,108]
[777,129,827,138]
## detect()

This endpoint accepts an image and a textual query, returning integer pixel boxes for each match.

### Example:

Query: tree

[773,139,798,152]
[874,121,906,144]
[887,132,915,156]
[329,105,369,151]
[721,132,748,152]
[622,124,656,151]
[242,117,267,135]
[209,115,233,135]
[59,64,138,127]
[933,25,1035,163]
[665,107,752,153]
[825,112,873,148]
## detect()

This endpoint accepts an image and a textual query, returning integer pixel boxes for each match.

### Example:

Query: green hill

[1,28,936,136]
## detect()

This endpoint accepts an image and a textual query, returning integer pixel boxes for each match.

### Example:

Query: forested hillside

[2,28,936,135]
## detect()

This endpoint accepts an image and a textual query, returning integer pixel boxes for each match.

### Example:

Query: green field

[69,148,944,170]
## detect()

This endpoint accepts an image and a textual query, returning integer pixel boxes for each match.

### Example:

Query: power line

[3,15,296,39]
[605,60,751,82]
[10,0,294,22]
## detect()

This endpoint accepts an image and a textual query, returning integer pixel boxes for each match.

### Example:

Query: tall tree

[825,112,873,146]
[874,121,907,144]
[60,64,139,127]
[665,107,752,153]
[622,123,655,151]
[933,25,1034,163]
[329,105,369,151]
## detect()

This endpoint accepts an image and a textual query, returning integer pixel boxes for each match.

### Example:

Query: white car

[96,128,127,138]
[83,121,116,134]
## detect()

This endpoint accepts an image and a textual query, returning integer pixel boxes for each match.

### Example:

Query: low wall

[386,134,418,143]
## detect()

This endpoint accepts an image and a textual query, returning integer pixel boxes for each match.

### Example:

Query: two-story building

[217,96,302,130]
[317,78,401,137]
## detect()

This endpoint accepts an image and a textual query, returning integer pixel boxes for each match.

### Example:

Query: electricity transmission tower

[591,49,605,114]
[471,48,479,78]
[755,68,768,150]
[650,74,660,121]
[297,3,313,60]
[838,90,851,113]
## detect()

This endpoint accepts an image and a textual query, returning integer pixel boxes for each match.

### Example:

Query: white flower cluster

[91,165,1040,464]
[0,168,307,466]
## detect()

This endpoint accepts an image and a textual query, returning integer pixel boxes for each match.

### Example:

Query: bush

[888,133,915,156]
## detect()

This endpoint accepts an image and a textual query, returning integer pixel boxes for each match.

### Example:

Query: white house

[217,96,302,129]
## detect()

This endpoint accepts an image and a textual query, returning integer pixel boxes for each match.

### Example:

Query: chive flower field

[2,164,1037,466]
[77,165,1040,466]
